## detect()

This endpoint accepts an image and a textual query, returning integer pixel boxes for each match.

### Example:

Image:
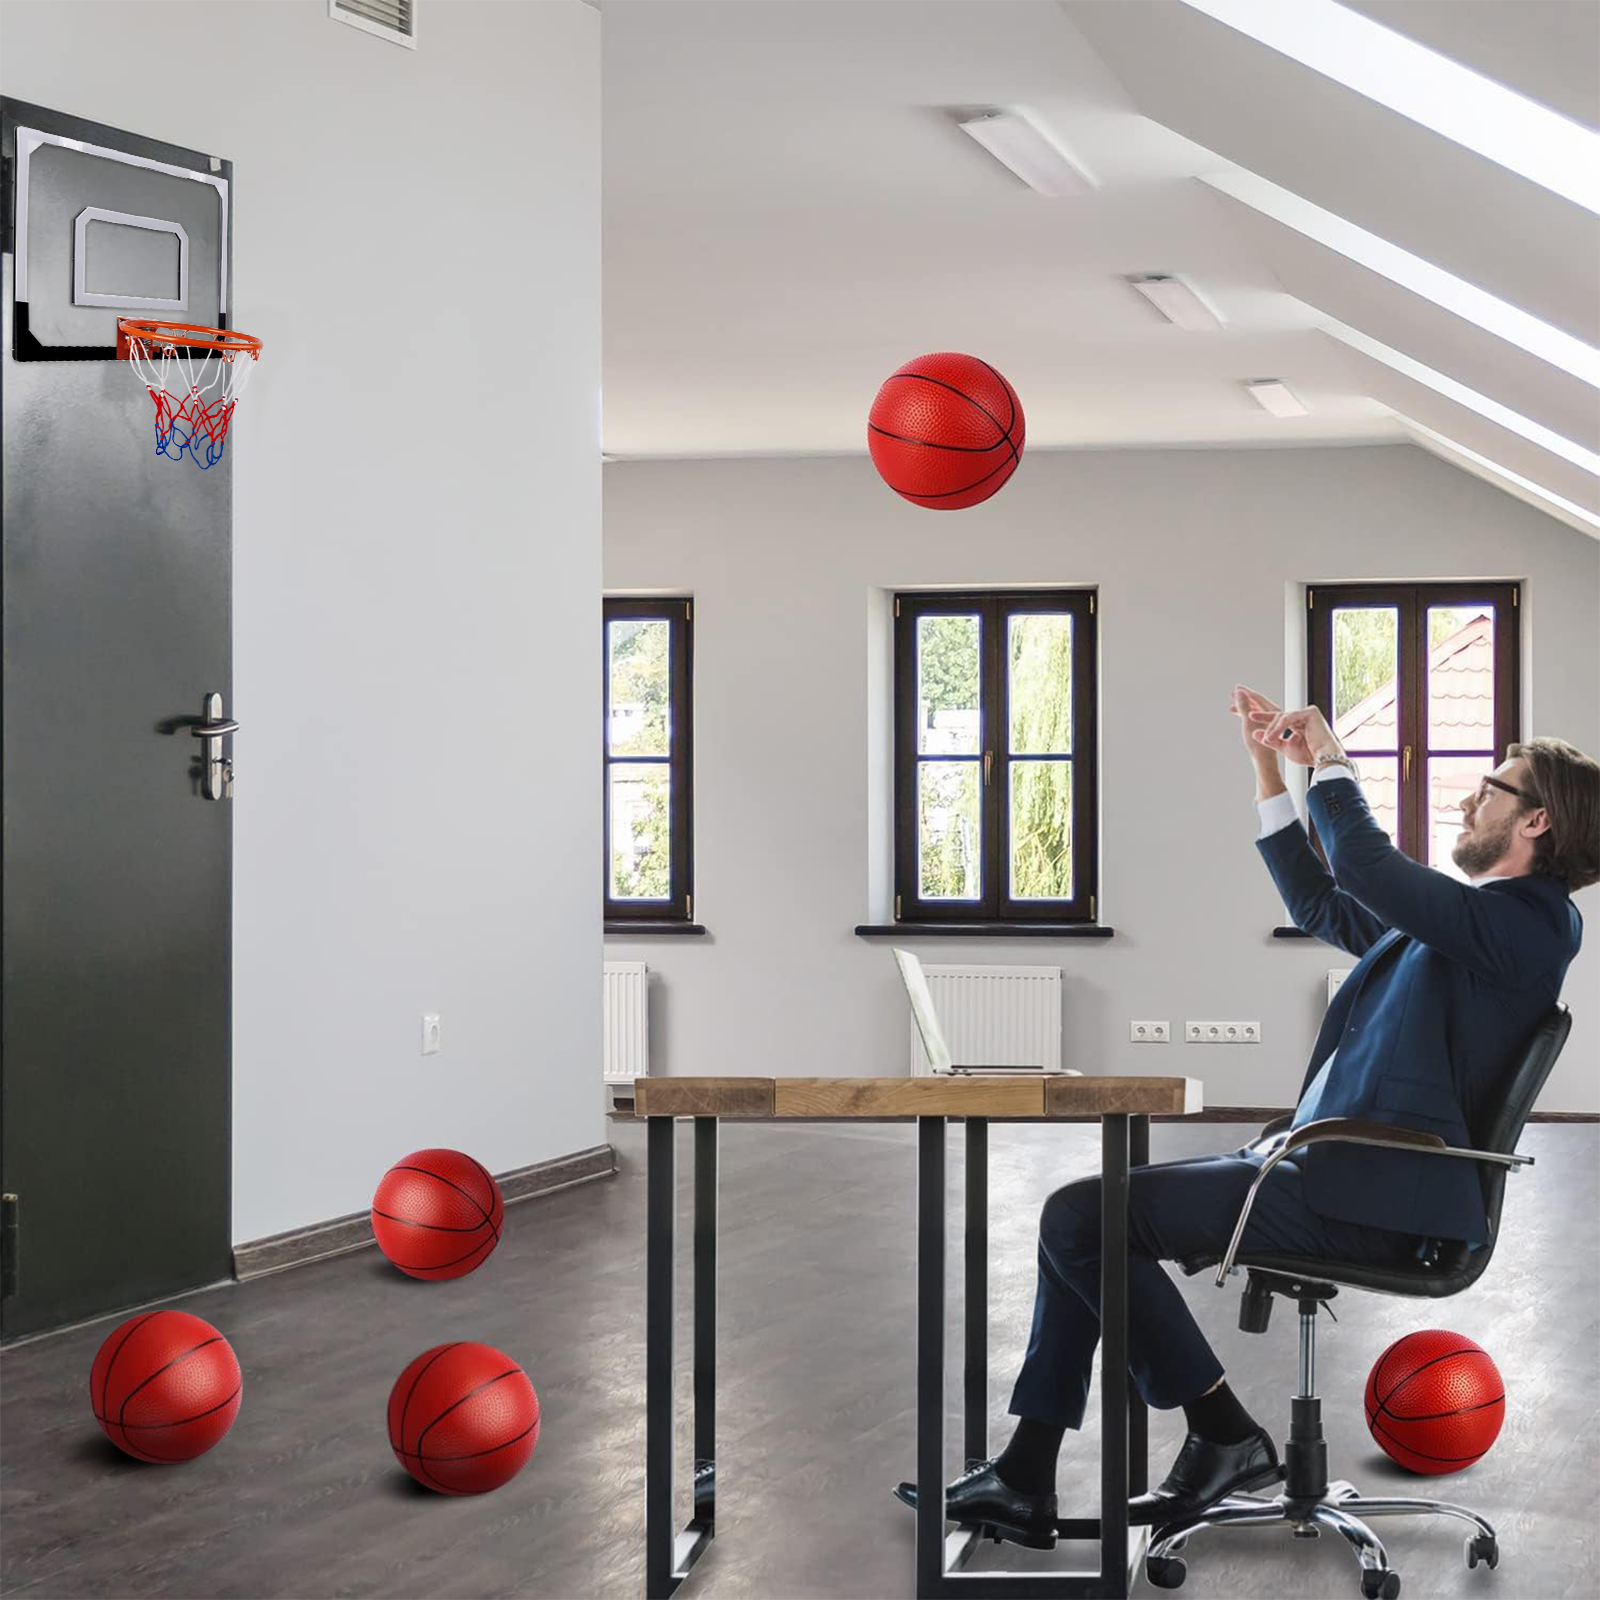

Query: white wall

[605,446,1600,1111]
[2,0,603,1241]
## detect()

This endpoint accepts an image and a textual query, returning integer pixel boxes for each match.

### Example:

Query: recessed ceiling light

[957,109,1098,197]
[1125,274,1227,330]
[1245,379,1309,417]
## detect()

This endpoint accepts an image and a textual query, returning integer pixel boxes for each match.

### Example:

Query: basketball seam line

[1367,1410,1499,1463]
[95,1383,243,1435]
[393,1418,539,1465]
[867,421,1012,456]
[1370,1392,1505,1424]
[384,1232,499,1275]
[372,1208,491,1234]
[388,1164,502,1246]
[413,1368,525,1477]
[877,371,1017,451]
[895,451,1020,503]
[395,1342,463,1493]
[97,1310,163,1432]
[116,1337,229,1444]
[1376,1347,1489,1409]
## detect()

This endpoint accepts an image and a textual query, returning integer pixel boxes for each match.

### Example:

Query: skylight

[1398,416,1600,535]
[1182,0,1600,214]
[1328,322,1600,477]
[1206,169,1600,387]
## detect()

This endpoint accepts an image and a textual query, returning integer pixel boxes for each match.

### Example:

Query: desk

[634,1074,1205,1599]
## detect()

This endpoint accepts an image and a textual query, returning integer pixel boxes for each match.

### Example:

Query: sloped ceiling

[603,0,1599,538]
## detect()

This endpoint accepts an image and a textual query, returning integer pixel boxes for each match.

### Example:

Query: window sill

[1271,926,1314,939]
[855,922,1114,939]
[605,921,709,937]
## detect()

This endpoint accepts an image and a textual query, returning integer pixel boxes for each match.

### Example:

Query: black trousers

[1007,1145,1425,1428]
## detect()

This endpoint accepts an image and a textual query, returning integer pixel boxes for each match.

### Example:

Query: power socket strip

[1185,1020,1260,1043]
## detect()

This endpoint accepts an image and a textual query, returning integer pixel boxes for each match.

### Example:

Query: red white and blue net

[117,319,263,470]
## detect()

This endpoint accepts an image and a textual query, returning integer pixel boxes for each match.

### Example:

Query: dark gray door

[2,101,234,1338]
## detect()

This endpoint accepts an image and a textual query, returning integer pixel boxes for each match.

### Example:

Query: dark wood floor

[2,1118,1596,1598]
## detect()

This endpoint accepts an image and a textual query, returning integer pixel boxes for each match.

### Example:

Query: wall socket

[1129,1020,1170,1043]
[1186,1021,1260,1043]
[421,1013,442,1055]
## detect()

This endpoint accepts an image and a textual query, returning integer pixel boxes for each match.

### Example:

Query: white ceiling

[602,0,1600,537]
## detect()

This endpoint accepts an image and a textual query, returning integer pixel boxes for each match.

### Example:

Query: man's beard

[1452,812,1518,878]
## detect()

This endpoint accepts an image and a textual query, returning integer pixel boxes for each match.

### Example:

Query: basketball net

[118,319,262,470]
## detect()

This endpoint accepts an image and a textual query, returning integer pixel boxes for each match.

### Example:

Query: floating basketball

[371,1148,504,1280]
[1364,1329,1505,1475]
[90,1310,242,1463]
[867,351,1025,510]
[388,1342,541,1494]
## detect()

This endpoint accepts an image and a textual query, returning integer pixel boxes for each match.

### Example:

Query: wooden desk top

[632,1075,1202,1120]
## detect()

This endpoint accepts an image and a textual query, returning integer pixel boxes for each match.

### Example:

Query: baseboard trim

[232,1143,617,1282]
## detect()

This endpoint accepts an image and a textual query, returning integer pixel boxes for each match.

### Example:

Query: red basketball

[388,1342,540,1494]
[867,351,1025,510]
[89,1310,242,1463]
[371,1148,504,1280]
[1364,1329,1505,1475]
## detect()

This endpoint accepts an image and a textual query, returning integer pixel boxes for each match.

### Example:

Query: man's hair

[1506,738,1599,892]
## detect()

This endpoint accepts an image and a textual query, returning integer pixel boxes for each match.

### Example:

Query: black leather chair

[1152,1003,1571,1600]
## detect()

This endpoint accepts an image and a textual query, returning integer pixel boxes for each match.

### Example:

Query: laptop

[892,948,1081,1077]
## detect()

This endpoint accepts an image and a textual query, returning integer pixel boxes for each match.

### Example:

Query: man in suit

[896,686,1594,1548]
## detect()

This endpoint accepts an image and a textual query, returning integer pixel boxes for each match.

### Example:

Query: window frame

[893,588,1099,926]
[603,596,694,924]
[1307,580,1520,865]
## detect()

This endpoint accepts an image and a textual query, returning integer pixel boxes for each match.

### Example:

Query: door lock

[191,692,238,801]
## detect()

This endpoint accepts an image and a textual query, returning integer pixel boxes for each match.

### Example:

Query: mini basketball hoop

[117,318,263,470]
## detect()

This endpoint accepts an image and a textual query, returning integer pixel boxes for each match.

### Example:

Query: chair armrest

[1213,1118,1534,1287]
[1256,1112,1294,1141]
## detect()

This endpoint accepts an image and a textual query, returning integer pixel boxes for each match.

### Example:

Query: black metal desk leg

[917,1116,947,1598]
[1127,1116,1149,1497]
[692,1117,717,1532]
[647,1117,716,1600]
[647,1116,677,1599]
[964,1118,988,1469]
[1099,1115,1131,1592]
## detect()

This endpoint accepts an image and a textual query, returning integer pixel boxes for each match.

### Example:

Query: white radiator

[909,964,1062,1076]
[603,962,649,1085]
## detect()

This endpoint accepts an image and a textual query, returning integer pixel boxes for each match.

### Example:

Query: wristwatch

[1314,750,1359,780]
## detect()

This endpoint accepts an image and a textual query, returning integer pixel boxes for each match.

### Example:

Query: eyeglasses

[1470,774,1542,808]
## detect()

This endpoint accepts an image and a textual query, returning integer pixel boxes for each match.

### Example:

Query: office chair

[1152,1003,1571,1600]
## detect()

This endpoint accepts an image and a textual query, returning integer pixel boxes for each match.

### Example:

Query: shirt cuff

[1312,758,1358,786]
[1256,790,1298,840]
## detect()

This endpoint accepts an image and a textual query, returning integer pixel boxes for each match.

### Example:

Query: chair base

[1145,1481,1499,1598]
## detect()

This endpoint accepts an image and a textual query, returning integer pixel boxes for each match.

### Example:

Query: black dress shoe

[1129,1426,1282,1525]
[892,1459,1057,1550]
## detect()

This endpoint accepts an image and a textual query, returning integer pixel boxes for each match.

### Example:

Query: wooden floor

[2,1118,1596,1598]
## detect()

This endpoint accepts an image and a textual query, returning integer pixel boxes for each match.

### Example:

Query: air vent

[329,0,416,49]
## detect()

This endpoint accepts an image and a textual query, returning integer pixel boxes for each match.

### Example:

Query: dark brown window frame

[1307,581,1520,865]
[603,596,694,924]
[893,588,1099,926]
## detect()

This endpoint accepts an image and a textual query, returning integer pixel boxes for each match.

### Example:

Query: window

[604,598,693,924]
[894,590,1098,924]
[1308,582,1520,878]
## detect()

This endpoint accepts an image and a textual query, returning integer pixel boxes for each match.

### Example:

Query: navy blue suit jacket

[1257,776,1580,1244]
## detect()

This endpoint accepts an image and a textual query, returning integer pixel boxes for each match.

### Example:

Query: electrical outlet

[421,1013,442,1055]
[1185,1021,1260,1043]
[1129,1020,1170,1043]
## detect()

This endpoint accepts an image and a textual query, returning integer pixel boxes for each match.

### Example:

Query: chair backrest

[1471,1001,1571,1239]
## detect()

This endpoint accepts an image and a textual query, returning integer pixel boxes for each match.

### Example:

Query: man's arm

[1232,691,1392,956]
[1310,775,1571,988]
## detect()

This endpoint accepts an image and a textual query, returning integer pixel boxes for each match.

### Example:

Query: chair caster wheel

[1145,1555,1186,1590]
[1360,1571,1400,1599]
[1466,1533,1499,1570]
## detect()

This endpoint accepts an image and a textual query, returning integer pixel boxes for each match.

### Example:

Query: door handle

[190,692,237,800]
